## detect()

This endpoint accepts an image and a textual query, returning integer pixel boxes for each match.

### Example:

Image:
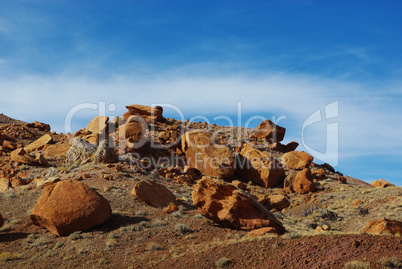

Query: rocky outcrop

[293,168,316,194]
[260,194,290,211]
[24,134,53,153]
[93,140,117,164]
[283,171,298,193]
[86,116,109,134]
[30,180,112,236]
[370,179,395,188]
[25,121,50,132]
[65,138,96,166]
[281,151,313,170]
[360,218,402,235]
[255,119,286,142]
[10,148,36,165]
[122,104,163,123]
[182,130,234,179]
[285,141,299,152]
[192,177,286,234]
[0,212,3,227]
[236,143,285,188]
[131,180,181,208]
[44,143,71,159]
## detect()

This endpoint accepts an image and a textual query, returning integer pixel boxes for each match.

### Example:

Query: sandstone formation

[370,179,395,188]
[131,180,181,208]
[122,104,163,123]
[192,177,286,234]
[24,134,53,153]
[281,151,313,170]
[86,116,109,134]
[30,180,112,236]
[93,140,117,164]
[360,218,402,235]
[255,119,286,142]
[236,143,285,188]
[293,168,316,194]
[182,130,234,179]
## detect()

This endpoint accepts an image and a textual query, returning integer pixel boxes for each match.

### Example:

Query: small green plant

[171,211,183,218]
[343,260,371,269]
[215,257,231,268]
[99,258,108,265]
[0,252,22,262]
[193,213,204,219]
[174,223,191,235]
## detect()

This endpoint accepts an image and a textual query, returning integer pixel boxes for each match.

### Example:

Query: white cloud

[1,71,401,184]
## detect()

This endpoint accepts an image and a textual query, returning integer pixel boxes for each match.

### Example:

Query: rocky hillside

[0,105,401,269]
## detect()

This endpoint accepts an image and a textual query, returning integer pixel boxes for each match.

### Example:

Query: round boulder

[30,180,112,236]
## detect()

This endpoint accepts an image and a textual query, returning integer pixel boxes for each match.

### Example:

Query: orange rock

[123,104,163,123]
[311,168,326,180]
[315,226,325,234]
[232,180,247,190]
[192,176,286,233]
[360,218,402,235]
[338,176,347,184]
[44,143,70,159]
[265,194,290,210]
[285,141,299,152]
[248,227,279,236]
[163,204,179,214]
[255,119,286,142]
[293,168,316,194]
[182,131,234,179]
[131,180,181,208]
[281,151,313,170]
[2,140,17,150]
[10,148,36,165]
[353,199,361,206]
[236,143,285,188]
[30,180,112,236]
[370,179,395,188]
[0,177,11,192]
[86,116,109,134]
[172,175,194,186]
[283,171,298,193]
[24,134,53,153]
[25,121,50,132]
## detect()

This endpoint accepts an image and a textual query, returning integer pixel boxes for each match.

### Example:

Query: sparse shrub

[105,239,116,248]
[171,211,183,218]
[193,213,204,219]
[215,257,231,268]
[282,232,301,240]
[146,242,162,251]
[53,242,64,249]
[135,210,147,216]
[99,258,108,264]
[69,231,81,240]
[107,233,119,239]
[185,234,195,240]
[343,260,371,269]
[0,252,22,262]
[151,219,164,227]
[379,256,402,268]
[174,223,191,235]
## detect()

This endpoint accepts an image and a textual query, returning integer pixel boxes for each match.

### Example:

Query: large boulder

[24,134,53,153]
[255,119,286,142]
[65,138,96,166]
[192,177,286,234]
[182,130,234,179]
[281,151,313,170]
[93,140,117,164]
[360,218,402,235]
[131,180,181,208]
[86,116,109,134]
[122,104,163,123]
[293,168,316,194]
[30,180,112,236]
[370,179,395,188]
[236,143,285,188]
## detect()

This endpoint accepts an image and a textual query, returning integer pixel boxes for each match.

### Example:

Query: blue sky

[0,1,401,185]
